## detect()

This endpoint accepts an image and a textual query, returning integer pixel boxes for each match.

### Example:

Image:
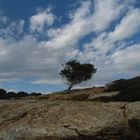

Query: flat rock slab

[0,100,140,140]
[88,92,119,100]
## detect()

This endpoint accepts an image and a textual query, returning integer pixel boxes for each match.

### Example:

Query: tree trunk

[67,84,73,91]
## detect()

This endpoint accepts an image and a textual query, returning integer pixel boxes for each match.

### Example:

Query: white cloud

[0,19,24,38]
[0,13,8,24]
[83,32,114,55]
[109,8,140,42]
[32,79,62,85]
[112,44,140,71]
[44,1,92,50]
[0,0,139,88]
[69,0,91,20]
[30,8,55,32]
[44,0,128,50]
[81,7,140,58]
[91,0,126,32]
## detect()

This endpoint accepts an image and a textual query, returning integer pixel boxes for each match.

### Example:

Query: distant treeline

[0,88,42,99]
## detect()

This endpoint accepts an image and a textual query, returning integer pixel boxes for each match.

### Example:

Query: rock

[0,99,140,140]
[0,76,140,139]
[88,92,119,100]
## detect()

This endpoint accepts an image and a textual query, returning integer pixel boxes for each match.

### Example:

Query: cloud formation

[109,8,140,42]
[29,8,55,32]
[0,0,140,89]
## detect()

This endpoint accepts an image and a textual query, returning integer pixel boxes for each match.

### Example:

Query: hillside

[0,77,140,140]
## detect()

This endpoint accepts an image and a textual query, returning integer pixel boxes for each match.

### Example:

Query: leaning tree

[59,60,97,91]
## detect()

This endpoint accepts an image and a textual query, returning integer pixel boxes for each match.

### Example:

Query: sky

[0,0,140,93]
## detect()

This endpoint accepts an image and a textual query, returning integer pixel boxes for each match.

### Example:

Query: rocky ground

[0,77,140,140]
[0,97,140,139]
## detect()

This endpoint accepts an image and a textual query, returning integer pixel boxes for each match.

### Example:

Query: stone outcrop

[0,99,140,140]
[0,76,140,139]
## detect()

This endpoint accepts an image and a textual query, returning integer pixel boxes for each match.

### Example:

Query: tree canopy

[59,60,97,91]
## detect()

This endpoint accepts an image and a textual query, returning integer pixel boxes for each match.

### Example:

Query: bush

[7,91,17,98]
[0,88,43,99]
[16,91,29,97]
[106,77,140,92]
[0,89,7,99]
[30,92,42,96]
[103,76,140,102]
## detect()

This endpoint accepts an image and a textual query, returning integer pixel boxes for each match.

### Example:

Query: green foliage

[16,91,29,97]
[59,60,97,90]
[0,89,7,99]
[0,89,42,99]
[30,92,42,96]
[7,92,17,98]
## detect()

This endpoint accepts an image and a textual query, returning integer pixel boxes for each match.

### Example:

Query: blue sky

[0,0,140,93]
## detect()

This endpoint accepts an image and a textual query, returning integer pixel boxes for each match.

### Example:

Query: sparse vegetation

[59,60,97,91]
[30,92,42,96]
[88,76,140,102]
[0,89,7,99]
[106,76,140,92]
[0,89,42,99]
